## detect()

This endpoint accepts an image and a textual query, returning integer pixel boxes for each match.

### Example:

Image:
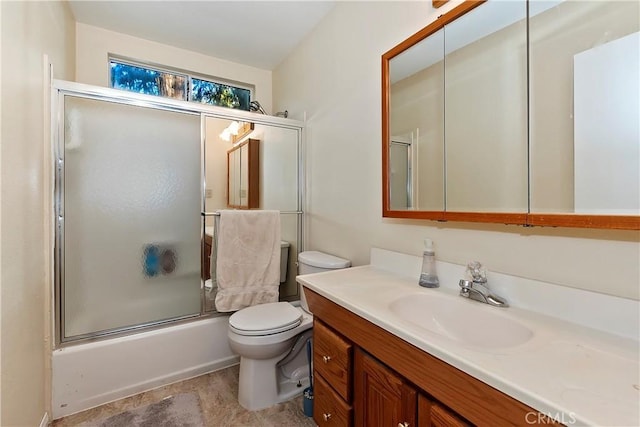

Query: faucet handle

[459,279,473,289]
[466,261,487,283]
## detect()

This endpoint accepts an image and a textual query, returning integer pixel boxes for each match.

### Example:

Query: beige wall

[1,1,75,425]
[75,23,274,114]
[273,0,640,300]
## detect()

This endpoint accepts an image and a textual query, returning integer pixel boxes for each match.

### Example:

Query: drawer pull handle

[322,355,332,363]
[323,413,332,421]
[398,423,409,427]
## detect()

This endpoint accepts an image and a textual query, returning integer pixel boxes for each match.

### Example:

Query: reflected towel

[214,210,280,312]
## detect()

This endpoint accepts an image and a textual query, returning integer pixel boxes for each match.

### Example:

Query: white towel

[207,217,222,292]
[214,210,281,312]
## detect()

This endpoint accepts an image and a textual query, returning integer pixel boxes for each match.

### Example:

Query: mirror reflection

[385,0,639,225]
[444,0,528,212]
[389,29,444,211]
[388,1,529,213]
[529,0,640,215]
[203,117,300,310]
[227,138,259,209]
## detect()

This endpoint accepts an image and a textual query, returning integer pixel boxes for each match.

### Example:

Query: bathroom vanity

[309,290,533,426]
[298,249,639,426]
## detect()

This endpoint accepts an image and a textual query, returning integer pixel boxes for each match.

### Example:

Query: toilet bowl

[227,250,350,411]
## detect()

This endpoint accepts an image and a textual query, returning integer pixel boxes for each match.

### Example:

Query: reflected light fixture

[220,121,254,143]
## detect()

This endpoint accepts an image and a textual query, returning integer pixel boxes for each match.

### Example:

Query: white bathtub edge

[56,356,239,419]
[52,316,237,419]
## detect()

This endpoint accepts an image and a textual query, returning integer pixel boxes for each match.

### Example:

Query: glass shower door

[60,95,202,340]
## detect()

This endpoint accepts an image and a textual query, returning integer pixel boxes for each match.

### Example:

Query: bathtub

[52,315,238,419]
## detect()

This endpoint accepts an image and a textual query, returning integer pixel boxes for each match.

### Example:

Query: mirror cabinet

[227,138,260,209]
[382,0,639,229]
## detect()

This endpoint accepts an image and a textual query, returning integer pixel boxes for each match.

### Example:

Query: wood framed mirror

[382,0,640,230]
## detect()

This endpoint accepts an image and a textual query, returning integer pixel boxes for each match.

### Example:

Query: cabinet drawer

[314,320,352,401]
[315,374,353,427]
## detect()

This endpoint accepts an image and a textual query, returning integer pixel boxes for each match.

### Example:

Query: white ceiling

[68,1,336,70]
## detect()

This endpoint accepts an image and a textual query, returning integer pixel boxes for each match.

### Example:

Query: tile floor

[52,365,317,426]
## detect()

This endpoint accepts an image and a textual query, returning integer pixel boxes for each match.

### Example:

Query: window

[109,58,252,111]
[191,78,250,111]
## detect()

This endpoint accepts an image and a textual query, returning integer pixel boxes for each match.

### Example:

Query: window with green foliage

[109,59,251,111]
[191,78,250,111]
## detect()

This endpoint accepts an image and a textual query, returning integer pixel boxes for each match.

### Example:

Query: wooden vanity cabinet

[306,288,560,427]
[313,320,353,426]
[315,375,353,426]
[354,348,417,427]
[420,396,471,427]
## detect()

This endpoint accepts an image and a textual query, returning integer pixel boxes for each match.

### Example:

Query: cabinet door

[418,395,471,427]
[354,348,416,427]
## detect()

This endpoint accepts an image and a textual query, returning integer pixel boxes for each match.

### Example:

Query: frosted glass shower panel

[63,96,201,338]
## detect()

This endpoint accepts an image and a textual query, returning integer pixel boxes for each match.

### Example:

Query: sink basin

[389,293,533,349]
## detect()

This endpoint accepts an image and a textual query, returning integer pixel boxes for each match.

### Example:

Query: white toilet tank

[297,251,351,312]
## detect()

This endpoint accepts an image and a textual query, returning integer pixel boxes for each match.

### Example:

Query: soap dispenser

[418,239,439,288]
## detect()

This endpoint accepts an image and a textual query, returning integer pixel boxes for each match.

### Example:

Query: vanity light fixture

[220,121,254,143]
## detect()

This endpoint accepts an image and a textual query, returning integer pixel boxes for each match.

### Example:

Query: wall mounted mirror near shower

[382,0,640,229]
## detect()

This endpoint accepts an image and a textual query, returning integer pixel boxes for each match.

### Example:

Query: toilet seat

[229,302,302,336]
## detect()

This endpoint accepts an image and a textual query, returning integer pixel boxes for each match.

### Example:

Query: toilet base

[237,354,310,411]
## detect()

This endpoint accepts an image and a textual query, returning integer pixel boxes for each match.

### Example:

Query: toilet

[227,250,351,411]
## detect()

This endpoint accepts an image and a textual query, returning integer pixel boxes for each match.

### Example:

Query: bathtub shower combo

[51,80,304,418]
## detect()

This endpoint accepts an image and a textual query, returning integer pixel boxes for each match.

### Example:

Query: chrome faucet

[458,261,508,307]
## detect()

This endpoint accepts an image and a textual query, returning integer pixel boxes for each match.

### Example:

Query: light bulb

[228,121,240,135]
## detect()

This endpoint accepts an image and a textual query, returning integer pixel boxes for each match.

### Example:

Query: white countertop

[298,261,639,426]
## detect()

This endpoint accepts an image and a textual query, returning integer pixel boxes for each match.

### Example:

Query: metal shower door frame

[52,80,305,346]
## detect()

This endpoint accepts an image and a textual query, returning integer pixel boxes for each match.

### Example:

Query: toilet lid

[229,302,302,336]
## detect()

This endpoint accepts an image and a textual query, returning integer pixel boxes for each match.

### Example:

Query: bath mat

[80,393,205,427]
